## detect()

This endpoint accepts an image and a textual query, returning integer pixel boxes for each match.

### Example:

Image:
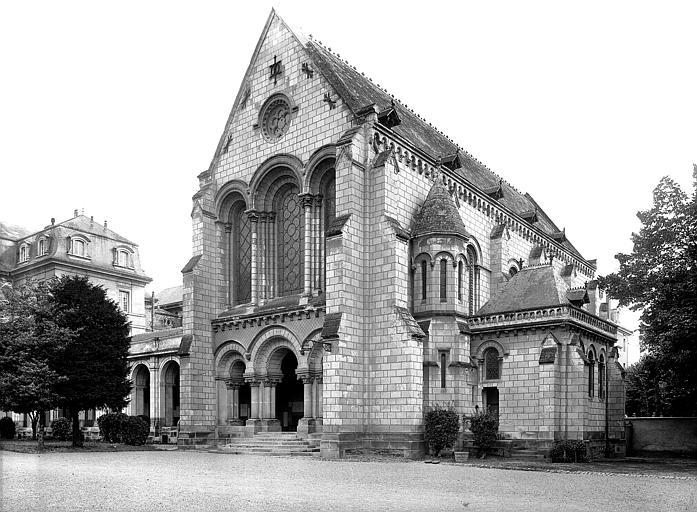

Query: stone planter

[454,451,469,463]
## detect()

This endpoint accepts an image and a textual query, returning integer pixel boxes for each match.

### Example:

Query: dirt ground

[1,449,695,512]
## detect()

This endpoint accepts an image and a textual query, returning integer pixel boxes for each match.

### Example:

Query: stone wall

[627,417,697,457]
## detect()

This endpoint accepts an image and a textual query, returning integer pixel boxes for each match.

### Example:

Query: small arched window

[588,351,595,397]
[439,259,447,302]
[484,347,500,380]
[457,261,463,302]
[598,354,605,400]
[509,266,518,277]
[19,244,28,263]
[467,246,479,315]
[421,260,427,301]
[116,249,133,268]
[70,238,87,257]
[38,238,46,256]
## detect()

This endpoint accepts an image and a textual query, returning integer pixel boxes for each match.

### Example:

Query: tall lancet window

[467,246,479,315]
[275,184,303,296]
[228,201,251,306]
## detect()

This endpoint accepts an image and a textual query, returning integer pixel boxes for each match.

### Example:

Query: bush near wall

[424,406,460,456]
[468,411,498,457]
[0,417,16,439]
[50,417,71,441]
[97,412,128,443]
[122,416,149,446]
[550,440,589,463]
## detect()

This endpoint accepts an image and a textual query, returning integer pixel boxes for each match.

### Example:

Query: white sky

[1,1,695,364]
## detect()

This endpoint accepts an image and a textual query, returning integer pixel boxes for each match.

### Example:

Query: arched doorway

[162,361,180,427]
[483,387,499,419]
[274,351,303,431]
[133,365,150,418]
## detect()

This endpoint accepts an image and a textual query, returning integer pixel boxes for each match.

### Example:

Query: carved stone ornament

[261,95,291,142]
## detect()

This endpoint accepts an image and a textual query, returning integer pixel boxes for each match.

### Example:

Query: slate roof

[476,265,570,315]
[155,285,183,307]
[411,177,469,239]
[305,37,586,261]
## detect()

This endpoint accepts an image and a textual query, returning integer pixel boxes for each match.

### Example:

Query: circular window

[261,95,291,142]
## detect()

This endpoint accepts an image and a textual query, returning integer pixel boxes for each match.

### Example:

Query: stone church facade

[178,10,626,457]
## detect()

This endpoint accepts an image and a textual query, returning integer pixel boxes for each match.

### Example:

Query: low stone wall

[626,417,697,457]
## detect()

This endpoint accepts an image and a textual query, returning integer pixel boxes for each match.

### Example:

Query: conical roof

[412,178,469,238]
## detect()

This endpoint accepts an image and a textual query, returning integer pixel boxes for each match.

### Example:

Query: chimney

[51,218,55,226]
[104,220,108,229]
[74,209,78,217]
[90,216,94,224]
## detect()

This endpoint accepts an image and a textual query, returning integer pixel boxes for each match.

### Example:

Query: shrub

[550,440,589,463]
[0,417,16,439]
[122,416,150,446]
[424,406,460,456]
[136,415,151,428]
[51,417,71,441]
[468,411,498,458]
[97,412,128,443]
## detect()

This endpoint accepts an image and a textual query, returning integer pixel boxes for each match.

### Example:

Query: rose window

[261,96,291,142]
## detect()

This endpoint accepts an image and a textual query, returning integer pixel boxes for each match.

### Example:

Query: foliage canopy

[600,167,697,416]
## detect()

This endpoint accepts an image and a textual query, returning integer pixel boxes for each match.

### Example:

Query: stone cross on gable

[269,55,282,85]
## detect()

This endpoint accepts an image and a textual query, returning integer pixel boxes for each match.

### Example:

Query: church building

[177,10,626,457]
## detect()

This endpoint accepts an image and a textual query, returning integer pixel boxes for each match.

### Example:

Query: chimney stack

[51,218,55,226]
[74,209,78,217]
[104,220,108,229]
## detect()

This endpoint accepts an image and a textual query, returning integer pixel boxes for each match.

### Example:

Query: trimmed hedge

[0,417,16,439]
[50,417,71,441]
[97,412,128,443]
[550,440,589,463]
[424,406,460,456]
[122,416,149,445]
[468,411,498,457]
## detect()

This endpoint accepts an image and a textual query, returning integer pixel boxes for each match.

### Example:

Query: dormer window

[114,247,134,269]
[19,244,29,263]
[37,238,47,256]
[68,236,90,259]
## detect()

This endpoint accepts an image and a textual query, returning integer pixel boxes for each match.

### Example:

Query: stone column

[224,222,233,307]
[301,194,314,297]
[216,379,228,425]
[260,378,281,432]
[226,382,243,426]
[268,212,277,298]
[247,211,259,304]
[297,374,315,437]
[245,378,261,436]
[313,195,323,292]
[259,213,267,303]
[315,376,323,429]
[315,196,324,292]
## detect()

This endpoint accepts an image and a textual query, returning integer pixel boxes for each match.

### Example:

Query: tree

[600,166,697,416]
[0,280,74,448]
[49,276,132,447]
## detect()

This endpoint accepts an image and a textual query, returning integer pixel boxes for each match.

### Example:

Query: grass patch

[0,439,158,453]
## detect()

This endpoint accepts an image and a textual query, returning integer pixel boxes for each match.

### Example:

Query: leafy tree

[600,166,697,416]
[49,276,132,447]
[468,410,498,458]
[0,280,73,447]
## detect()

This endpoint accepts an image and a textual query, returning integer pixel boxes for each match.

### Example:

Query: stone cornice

[212,305,324,332]
[8,258,152,285]
[372,124,595,277]
[468,304,617,340]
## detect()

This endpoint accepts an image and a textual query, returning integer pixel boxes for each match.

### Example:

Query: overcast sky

[1,1,695,364]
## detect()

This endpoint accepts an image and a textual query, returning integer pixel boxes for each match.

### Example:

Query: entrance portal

[275,351,303,431]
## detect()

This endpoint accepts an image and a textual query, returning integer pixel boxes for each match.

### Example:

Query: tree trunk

[37,410,45,452]
[30,412,38,440]
[72,409,83,447]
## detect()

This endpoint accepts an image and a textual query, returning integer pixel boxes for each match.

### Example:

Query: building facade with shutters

[178,10,626,457]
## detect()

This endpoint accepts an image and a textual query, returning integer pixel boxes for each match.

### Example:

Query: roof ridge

[308,38,522,196]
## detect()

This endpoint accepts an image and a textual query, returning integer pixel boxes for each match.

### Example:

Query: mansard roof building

[177,10,626,457]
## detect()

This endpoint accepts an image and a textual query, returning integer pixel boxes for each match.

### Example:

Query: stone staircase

[219,432,321,456]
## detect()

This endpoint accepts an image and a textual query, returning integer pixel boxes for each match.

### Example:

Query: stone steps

[220,432,320,456]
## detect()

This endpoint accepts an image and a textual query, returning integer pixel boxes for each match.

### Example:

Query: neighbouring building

[169,10,626,457]
[0,211,151,429]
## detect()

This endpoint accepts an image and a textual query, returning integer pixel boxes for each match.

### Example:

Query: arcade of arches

[128,360,180,427]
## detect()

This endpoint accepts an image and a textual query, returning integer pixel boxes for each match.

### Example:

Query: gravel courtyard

[1,450,695,512]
